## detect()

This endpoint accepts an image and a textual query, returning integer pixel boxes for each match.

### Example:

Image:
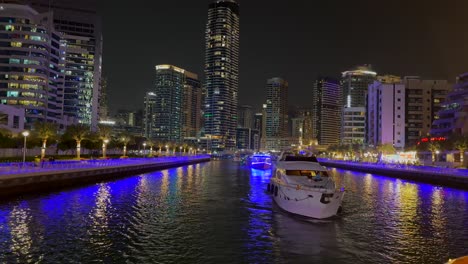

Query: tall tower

[204,0,240,152]
[341,65,377,145]
[265,78,289,138]
[145,65,200,143]
[18,0,103,128]
[313,77,341,146]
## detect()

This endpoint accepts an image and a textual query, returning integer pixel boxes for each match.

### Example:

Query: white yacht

[268,151,345,219]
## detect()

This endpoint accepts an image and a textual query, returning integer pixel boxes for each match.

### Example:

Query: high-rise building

[182,70,202,138]
[291,117,304,140]
[367,80,406,148]
[237,105,253,129]
[144,65,200,142]
[236,127,259,150]
[431,73,468,137]
[341,65,377,145]
[265,77,288,138]
[313,77,341,146]
[404,76,452,146]
[17,0,103,127]
[204,0,240,151]
[0,4,65,128]
[98,77,108,121]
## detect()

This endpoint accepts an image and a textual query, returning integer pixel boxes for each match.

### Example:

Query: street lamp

[22,131,29,165]
[165,145,168,156]
[102,139,109,159]
[143,142,147,157]
[436,150,440,163]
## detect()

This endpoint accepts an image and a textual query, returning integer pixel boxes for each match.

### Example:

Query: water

[0,161,467,263]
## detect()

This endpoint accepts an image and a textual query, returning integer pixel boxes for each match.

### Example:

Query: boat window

[286,170,328,177]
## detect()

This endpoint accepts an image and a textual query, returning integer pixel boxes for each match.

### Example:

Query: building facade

[204,0,240,151]
[144,65,200,143]
[236,127,259,150]
[367,80,406,148]
[341,65,377,145]
[0,4,66,129]
[237,104,253,129]
[265,77,288,138]
[18,0,103,128]
[313,77,341,146]
[404,76,452,146]
[431,73,468,137]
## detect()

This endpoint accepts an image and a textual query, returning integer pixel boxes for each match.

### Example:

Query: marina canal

[0,160,467,263]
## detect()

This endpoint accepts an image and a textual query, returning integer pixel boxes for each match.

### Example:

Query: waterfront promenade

[0,155,210,196]
[319,158,468,189]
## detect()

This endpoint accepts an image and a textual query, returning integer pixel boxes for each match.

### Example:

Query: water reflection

[0,162,466,264]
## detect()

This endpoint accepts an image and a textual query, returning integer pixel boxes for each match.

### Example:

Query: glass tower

[204,0,240,152]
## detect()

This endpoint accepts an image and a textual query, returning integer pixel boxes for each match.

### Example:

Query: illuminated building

[313,77,341,146]
[204,0,240,151]
[367,80,406,148]
[265,77,288,138]
[291,117,304,143]
[341,65,377,145]
[19,0,103,127]
[404,76,452,146]
[144,65,201,142]
[0,104,25,133]
[237,105,253,129]
[0,4,65,128]
[431,73,468,137]
[236,127,259,150]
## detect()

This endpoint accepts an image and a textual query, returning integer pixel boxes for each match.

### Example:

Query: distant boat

[268,151,345,219]
[250,153,272,170]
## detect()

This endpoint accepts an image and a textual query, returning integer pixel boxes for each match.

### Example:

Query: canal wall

[319,159,468,189]
[0,156,210,197]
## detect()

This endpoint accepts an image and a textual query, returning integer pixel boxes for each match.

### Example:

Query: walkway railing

[0,156,210,176]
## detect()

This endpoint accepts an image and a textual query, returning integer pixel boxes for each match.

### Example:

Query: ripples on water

[0,161,467,263]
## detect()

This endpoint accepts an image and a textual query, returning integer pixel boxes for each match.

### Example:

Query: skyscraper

[313,77,341,146]
[144,65,200,143]
[204,0,240,151]
[265,77,288,138]
[341,65,377,145]
[17,0,103,127]
[237,105,253,129]
[0,4,65,128]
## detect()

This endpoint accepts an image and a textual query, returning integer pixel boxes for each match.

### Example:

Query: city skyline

[98,0,468,113]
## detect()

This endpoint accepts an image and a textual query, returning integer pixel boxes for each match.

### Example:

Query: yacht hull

[251,162,271,170]
[269,180,344,219]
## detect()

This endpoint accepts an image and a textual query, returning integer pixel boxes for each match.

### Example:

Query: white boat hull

[269,181,344,219]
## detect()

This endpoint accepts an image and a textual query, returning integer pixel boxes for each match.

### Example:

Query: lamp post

[143,142,147,157]
[436,150,440,164]
[179,146,182,156]
[22,131,29,165]
[165,145,168,156]
[102,139,109,159]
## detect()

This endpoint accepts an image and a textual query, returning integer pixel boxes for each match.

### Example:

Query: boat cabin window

[286,170,328,177]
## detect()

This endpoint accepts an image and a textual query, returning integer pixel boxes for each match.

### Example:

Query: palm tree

[454,136,468,166]
[147,140,155,157]
[34,121,58,159]
[66,124,89,159]
[98,125,112,158]
[120,133,132,157]
[427,141,441,165]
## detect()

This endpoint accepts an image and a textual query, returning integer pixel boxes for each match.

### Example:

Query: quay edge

[0,157,210,198]
[319,160,468,190]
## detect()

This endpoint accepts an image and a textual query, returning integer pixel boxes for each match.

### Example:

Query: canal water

[0,161,467,263]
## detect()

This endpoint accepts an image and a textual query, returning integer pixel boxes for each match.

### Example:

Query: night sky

[98,0,468,114]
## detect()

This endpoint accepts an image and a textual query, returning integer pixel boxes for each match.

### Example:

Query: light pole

[22,131,29,165]
[165,145,168,156]
[102,139,109,159]
[436,150,440,164]
[143,142,147,157]
[179,146,182,156]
